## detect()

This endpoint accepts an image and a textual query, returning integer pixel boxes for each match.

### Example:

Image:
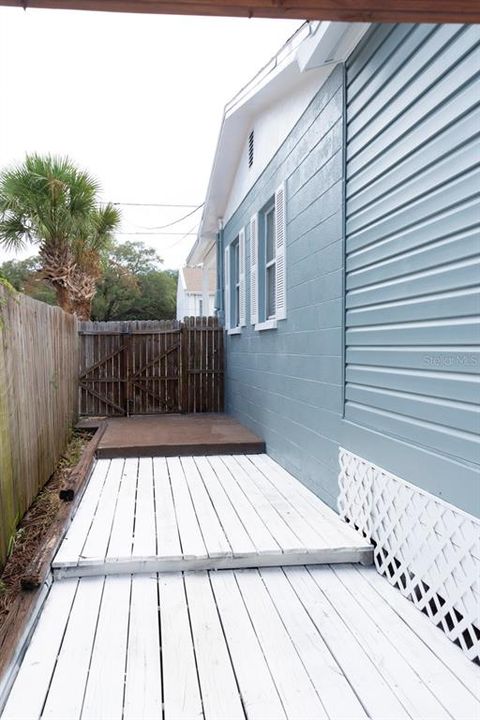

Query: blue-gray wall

[223,24,480,516]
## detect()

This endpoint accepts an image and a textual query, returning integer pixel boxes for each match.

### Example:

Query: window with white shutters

[252,183,287,330]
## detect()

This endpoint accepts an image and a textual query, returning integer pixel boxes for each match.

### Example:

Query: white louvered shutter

[239,228,246,327]
[224,244,230,330]
[250,214,259,325]
[275,183,287,320]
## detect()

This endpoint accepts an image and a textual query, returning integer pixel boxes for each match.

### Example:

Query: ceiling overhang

[0,0,479,23]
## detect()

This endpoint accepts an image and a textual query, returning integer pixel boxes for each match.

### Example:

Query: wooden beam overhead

[0,0,479,23]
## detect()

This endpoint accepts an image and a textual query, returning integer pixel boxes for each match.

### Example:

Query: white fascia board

[191,20,370,267]
[297,21,370,70]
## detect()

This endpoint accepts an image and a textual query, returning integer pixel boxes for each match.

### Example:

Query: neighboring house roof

[180,266,216,294]
[188,21,369,266]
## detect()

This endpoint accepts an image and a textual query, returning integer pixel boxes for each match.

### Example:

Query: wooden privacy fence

[0,286,79,568]
[79,317,224,416]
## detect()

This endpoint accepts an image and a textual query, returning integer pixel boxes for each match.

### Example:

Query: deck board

[52,454,372,577]
[3,566,478,720]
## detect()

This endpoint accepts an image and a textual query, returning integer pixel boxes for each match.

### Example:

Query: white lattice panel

[338,448,480,663]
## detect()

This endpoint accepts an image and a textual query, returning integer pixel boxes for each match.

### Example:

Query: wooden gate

[79,318,224,416]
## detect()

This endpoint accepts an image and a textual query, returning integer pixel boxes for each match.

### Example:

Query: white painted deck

[3,565,479,720]
[52,454,372,577]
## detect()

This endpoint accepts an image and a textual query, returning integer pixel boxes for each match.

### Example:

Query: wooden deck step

[52,454,372,578]
[3,566,479,720]
[90,414,266,458]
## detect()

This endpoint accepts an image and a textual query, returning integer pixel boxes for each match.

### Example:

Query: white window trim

[227,327,242,335]
[255,319,278,332]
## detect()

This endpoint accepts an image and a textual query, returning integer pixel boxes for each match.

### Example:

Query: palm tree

[0,154,121,318]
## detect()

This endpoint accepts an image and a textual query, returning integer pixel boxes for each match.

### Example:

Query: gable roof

[188,20,369,265]
[180,266,216,294]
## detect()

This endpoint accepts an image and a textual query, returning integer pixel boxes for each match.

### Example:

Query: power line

[111,201,202,208]
[116,231,198,236]
[140,203,204,231]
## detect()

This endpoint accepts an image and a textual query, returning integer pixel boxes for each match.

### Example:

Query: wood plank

[166,457,207,560]
[153,457,182,558]
[81,458,124,562]
[123,575,163,720]
[207,457,281,554]
[309,565,451,720]
[159,573,203,720]
[184,572,245,720]
[0,580,78,720]
[41,577,105,719]
[180,456,232,558]
[210,570,287,720]
[132,457,157,557]
[285,566,411,720]
[225,456,308,553]
[335,565,480,718]
[0,0,477,25]
[358,565,480,700]
[81,575,131,719]
[194,457,256,556]
[235,569,327,719]
[249,454,370,548]
[235,455,334,550]
[259,567,369,720]
[106,457,138,559]
[53,545,376,578]
[53,460,111,567]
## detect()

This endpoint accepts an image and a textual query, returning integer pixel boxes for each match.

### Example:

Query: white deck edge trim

[0,574,52,715]
[53,546,373,579]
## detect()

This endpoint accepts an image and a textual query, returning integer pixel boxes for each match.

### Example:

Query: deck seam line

[103,458,127,565]
[77,576,108,720]
[355,564,480,699]
[214,456,280,554]
[204,456,261,554]
[207,572,248,719]
[231,570,289,719]
[38,578,81,718]
[77,460,112,567]
[330,565,455,718]
[232,455,314,550]
[247,456,337,548]
[192,456,236,556]
[257,567,331,718]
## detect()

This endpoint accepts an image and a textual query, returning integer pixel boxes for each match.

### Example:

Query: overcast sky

[0,7,301,269]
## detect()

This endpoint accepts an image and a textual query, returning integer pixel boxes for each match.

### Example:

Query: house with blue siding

[189,21,480,659]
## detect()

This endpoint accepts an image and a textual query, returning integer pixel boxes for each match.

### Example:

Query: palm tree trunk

[55,285,73,314]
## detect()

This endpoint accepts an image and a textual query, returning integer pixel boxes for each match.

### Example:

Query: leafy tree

[91,241,177,321]
[0,257,56,305]
[0,154,120,319]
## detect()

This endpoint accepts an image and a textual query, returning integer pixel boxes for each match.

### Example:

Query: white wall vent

[248,130,254,169]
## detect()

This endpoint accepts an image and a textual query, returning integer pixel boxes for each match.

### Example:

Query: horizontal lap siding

[344,24,480,467]
[224,66,345,507]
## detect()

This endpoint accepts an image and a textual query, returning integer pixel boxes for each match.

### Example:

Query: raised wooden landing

[93,414,266,458]
[3,566,479,720]
[52,454,372,578]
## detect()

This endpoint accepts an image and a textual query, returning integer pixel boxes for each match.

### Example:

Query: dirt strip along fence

[0,286,79,569]
[79,316,224,416]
